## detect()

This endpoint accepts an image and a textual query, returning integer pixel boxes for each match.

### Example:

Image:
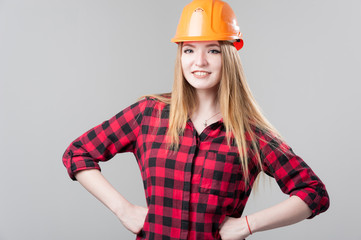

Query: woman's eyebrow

[182,43,220,48]
[205,44,220,48]
[183,43,195,48]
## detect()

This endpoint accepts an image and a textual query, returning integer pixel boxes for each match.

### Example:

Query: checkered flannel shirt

[62,97,329,240]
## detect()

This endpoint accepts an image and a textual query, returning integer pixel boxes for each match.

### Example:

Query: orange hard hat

[171,0,244,50]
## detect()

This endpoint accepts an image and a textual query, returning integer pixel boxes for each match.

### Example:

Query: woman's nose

[195,51,208,67]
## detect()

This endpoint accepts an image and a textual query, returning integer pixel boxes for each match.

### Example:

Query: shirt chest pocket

[199,151,241,198]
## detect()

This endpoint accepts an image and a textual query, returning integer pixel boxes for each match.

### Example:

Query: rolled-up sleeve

[259,132,330,218]
[62,99,147,180]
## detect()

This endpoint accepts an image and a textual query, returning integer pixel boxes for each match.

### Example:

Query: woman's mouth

[192,71,211,78]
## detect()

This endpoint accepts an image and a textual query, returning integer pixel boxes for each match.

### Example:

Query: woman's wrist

[243,214,258,235]
[113,199,132,221]
[245,216,253,235]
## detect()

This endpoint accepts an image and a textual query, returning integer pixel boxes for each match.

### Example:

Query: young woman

[62,0,329,239]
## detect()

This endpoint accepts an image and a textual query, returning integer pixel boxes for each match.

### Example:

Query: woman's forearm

[74,169,131,218]
[219,196,312,239]
[248,195,312,234]
[74,169,148,234]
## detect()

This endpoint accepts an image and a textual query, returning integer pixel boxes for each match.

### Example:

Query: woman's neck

[194,88,220,115]
[190,89,221,134]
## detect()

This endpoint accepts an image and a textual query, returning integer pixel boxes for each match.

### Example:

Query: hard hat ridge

[171,0,244,50]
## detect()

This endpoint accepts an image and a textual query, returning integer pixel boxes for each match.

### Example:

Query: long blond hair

[145,41,279,183]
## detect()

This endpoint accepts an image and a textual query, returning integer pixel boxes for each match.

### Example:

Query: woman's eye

[209,49,221,54]
[183,49,193,54]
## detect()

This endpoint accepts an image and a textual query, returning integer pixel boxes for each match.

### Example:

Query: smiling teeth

[194,72,208,76]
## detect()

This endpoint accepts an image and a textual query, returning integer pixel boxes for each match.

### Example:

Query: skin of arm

[219,195,312,240]
[74,169,148,234]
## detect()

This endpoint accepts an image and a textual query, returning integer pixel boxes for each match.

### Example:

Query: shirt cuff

[66,150,101,180]
[290,186,329,219]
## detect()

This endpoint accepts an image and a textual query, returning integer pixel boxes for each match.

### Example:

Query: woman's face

[181,41,222,92]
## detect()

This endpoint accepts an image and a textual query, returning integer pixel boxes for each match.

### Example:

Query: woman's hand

[117,203,148,234]
[219,216,250,240]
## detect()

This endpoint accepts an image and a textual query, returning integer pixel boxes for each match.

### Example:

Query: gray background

[0,0,360,239]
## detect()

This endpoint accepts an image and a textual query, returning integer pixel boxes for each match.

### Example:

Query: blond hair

[145,41,279,183]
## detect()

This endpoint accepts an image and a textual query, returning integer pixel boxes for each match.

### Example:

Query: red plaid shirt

[62,97,329,240]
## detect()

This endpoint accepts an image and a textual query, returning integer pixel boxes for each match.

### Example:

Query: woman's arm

[247,195,312,232]
[219,195,312,239]
[74,169,148,234]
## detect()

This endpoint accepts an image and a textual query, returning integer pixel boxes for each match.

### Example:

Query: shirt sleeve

[62,98,148,180]
[258,131,330,218]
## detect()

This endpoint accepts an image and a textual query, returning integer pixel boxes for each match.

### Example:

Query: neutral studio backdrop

[1,0,360,239]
